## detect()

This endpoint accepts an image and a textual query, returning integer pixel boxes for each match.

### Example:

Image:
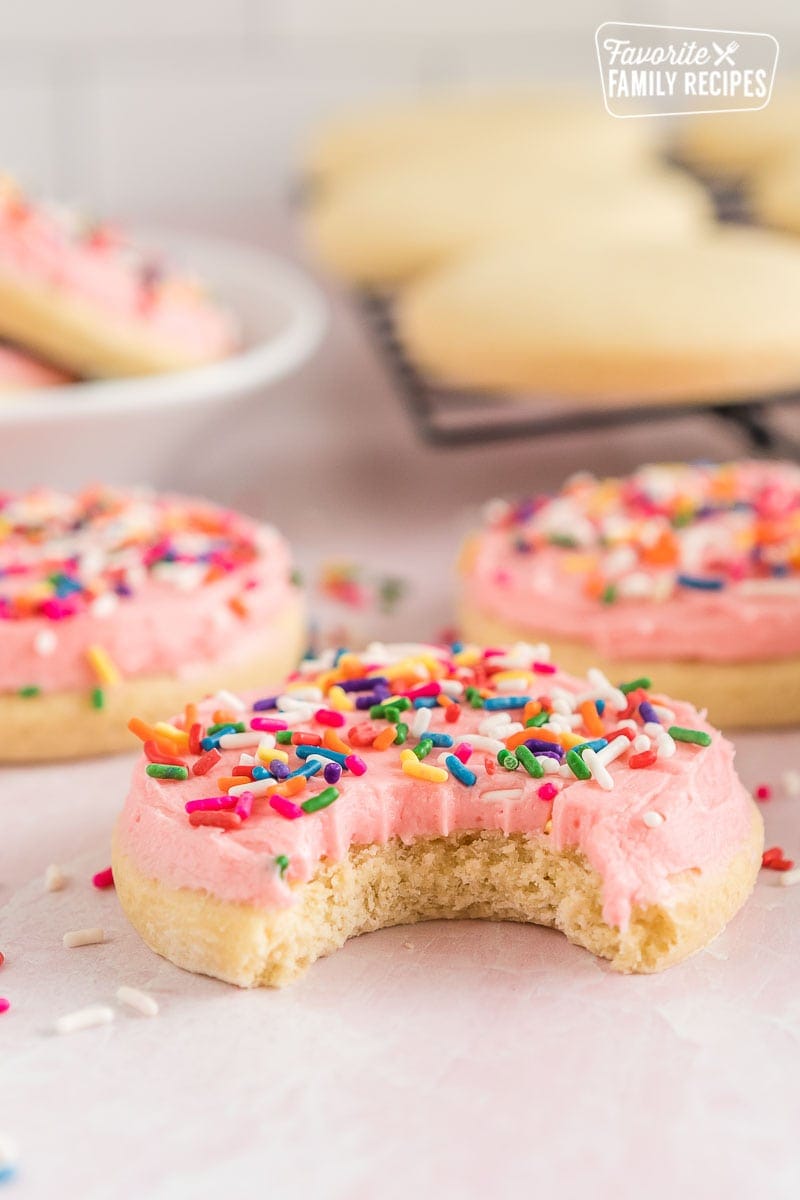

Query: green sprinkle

[390,697,411,713]
[275,854,290,878]
[413,738,434,761]
[549,534,578,549]
[301,787,339,814]
[525,711,550,728]
[90,687,105,710]
[566,749,592,780]
[208,721,245,735]
[619,677,651,694]
[369,704,388,719]
[498,749,518,771]
[465,687,485,710]
[18,685,40,698]
[383,705,401,724]
[668,725,712,747]
[515,745,544,778]
[601,584,617,605]
[276,730,293,744]
[394,722,408,745]
[146,763,189,781]
[290,569,304,587]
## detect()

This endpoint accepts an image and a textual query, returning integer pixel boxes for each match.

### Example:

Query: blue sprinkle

[596,699,606,715]
[424,732,454,747]
[284,758,324,781]
[450,641,464,654]
[332,647,347,666]
[676,573,724,591]
[295,745,348,766]
[483,696,529,710]
[572,738,609,756]
[252,765,271,780]
[446,754,477,786]
[413,696,438,708]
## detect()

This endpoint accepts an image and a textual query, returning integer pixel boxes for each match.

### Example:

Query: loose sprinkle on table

[54,1005,115,1035]
[62,927,105,949]
[116,985,159,1017]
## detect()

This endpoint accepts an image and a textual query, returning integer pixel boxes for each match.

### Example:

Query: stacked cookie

[304,87,800,405]
[0,178,237,390]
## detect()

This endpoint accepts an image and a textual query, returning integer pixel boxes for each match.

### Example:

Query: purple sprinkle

[639,701,660,725]
[524,738,565,759]
[339,676,390,693]
[324,762,342,784]
[252,696,279,712]
[269,761,290,780]
[355,693,381,710]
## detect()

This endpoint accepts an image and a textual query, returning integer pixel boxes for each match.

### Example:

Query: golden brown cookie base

[111,810,763,987]
[0,597,305,762]
[458,598,800,729]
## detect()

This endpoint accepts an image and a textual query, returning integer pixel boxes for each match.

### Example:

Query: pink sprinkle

[315,708,346,728]
[345,753,367,776]
[235,790,254,821]
[454,742,473,763]
[250,717,288,732]
[537,782,559,802]
[404,682,441,699]
[269,795,304,820]
[533,662,556,675]
[755,784,772,802]
[92,867,114,889]
[0,998,9,1015]
[185,796,236,813]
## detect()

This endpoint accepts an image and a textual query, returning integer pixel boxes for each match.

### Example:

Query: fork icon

[713,40,738,66]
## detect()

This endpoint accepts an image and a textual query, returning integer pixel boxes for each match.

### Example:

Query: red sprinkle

[762,846,795,871]
[192,747,222,776]
[755,784,772,802]
[629,749,658,769]
[144,740,185,767]
[604,726,636,742]
[484,755,497,776]
[232,765,254,778]
[445,703,461,723]
[92,867,114,889]
[189,810,242,829]
[0,998,9,1015]
[348,721,382,746]
[293,731,320,746]
[315,708,346,728]
[188,722,204,756]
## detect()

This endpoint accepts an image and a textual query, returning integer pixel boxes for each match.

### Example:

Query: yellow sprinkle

[559,731,586,750]
[327,685,355,712]
[153,721,189,749]
[256,745,290,766]
[402,759,448,784]
[399,749,416,765]
[86,644,122,687]
[454,647,480,667]
[560,553,596,575]
[491,669,535,685]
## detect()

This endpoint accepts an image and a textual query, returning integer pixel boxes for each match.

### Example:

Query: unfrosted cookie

[307,151,711,285]
[749,152,800,235]
[0,342,72,391]
[676,83,800,180]
[0,179,237,379]
[397,227,800,402]
[0,487,305,760]
[305,89,657,186]
[459,461,800,727]
[113,641,762,986]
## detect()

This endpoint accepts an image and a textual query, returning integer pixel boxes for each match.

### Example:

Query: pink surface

[465,461,800,661]
[118,646,755,931]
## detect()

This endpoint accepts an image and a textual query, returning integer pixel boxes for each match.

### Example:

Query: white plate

[0,229,327,424]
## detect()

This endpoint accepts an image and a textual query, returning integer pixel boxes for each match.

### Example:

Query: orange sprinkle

[504,727,560,751]
[579,699,604,738]
[217,776,241,793]
[229,595,249,619]
[323,728,353,755]
[128,717,159,743]
[183,702,198,730]
[372,726,397,751]
[436,694,452,708]
[523,700,542,722]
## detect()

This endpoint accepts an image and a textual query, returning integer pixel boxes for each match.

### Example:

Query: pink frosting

[0,343,72,389]
[0,488,296,692]
[465,461,800,662]
[115,643,755,932]
[0,181,236,364]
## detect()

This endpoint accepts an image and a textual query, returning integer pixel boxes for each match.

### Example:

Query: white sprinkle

[480,788,524,803]
[277,703,313,724]
[219,732,261,750]
[558,762,573,778]
[643,811,664,828]
[410,708,431,738]
[45,864,67,892]
[597,735,630,767]
[586,668,626,712]
[584,748,614,791]
[238,752,256,766]
[257,734,276,753]
[538,755,560,774]
[214,689,247,713]
[643,722,663,737]
[478,713,512,736]
[651,704,676,724]
[62,927,105,949]
[779,868,800,887]
[228,779,272,799]
[551,697,575,717]
[34,629,58,657]
[439,679,463,699]
[90,592,118,619]
[494,677,531,694]
[459,734,506,754]
[54,1005,114,1035]
[0,1133,18,1171]
[279,687,322,705]
[782,770,800,798]
[116,986,159,1017]
[633,734,651,753]
[655,731,676,759]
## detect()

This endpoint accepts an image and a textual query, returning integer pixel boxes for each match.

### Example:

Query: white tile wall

[0,0,797,226]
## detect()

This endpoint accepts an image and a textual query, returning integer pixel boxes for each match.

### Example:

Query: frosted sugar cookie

[397,227,800,402]
[459,461,800,727]
[0,179,237,379]
[113,641,762,985]
[0,487,304,760]
[0,343,72,391]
